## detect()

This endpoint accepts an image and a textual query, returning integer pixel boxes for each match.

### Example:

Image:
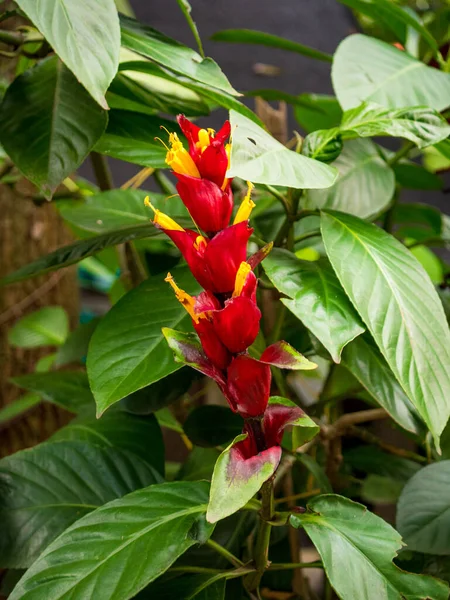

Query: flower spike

[234,182,255,224]
[165,132,201,178]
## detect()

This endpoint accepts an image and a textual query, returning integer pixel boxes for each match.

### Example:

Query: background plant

[1,0,450,599]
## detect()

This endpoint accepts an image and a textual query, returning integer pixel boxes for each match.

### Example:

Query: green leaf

[393,163,443,190]
[291,494,449,600]
[342,334,423,435]
[137,573,226,600]
[0,394,41,426]
[321,211,450,446]
[51,412,165,476]
[0,440,161,568]
[338,0,439,54]
[120,15,237,96]
[341,103,450,149]
[228,110,338,189]
[263,249,364,363]
[296,454,332,493]
[54,319,99,367]
[87,266,201,416]
[8,306,68,348]
[211,29,332,62]
[344,446,420,483]
[9,481,214,600]
[0,223,158,286]
[397,461,450,555]
[119,59,261,126]
[57,189,187,234]
[207,435,279,523]
[361,474,403,505]
[304,139,395,219]
[14,0,120,108]
[302,129,343,163]
[294,94,343,133]
[94,110,179,168]
[11,371,94,415]
[332,34,450,111]
[178,447,220,482]
[394,203,443,240]
[184,406,242,448]
[0,57,108,198]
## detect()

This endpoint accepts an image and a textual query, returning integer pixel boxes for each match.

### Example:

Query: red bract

[148,201,252,293]
[226,355,272,418]
[175,174,234,235]
[177,115,231,188]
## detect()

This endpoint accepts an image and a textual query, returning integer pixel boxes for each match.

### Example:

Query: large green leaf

[342,334,423,435]
[119,57,261,125]
[120,15,237,96]
[11,371,94,415]
[138,574,226,600]
[321,211,450,445]
[397,461,450,555]
[8,306,68,348]
[58,189,187,234]
[263,249,364,363]
[0,57,107,198]
[291,494,448,600]
[51,412,165,476]
[338,0,439,53]
[94,110,178,168]
[9,481,214,600]
[14,0,119,108]
[207,434,279,524]
[332,34,450,111]
[211,29,332,62]
[184,406,242,448]
[0,440,160,568]
[294,94,343,133]
[0,223,158,286]
[87,266,201,415]
[305,139,395,219]
[341,103,450,149]
[228,110,338,189]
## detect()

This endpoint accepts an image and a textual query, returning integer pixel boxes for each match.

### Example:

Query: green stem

[169,566,224,574]
[154,170,177,195]
[262,184,290,214]
[294,229,321,244]
[387,141,415,167]
[176,0,205,58]
[0,29,24,46]
[90,152,114,190]
[206,539,244,568]
[244,480,274,593]
[269,561,323,571]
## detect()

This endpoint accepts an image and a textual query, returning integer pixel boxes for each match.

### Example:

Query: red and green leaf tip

[147,115,317,516]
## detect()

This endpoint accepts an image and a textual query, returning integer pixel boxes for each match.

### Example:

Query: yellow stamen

[145,197,185,232]
[194,235,207,251]
[165,132,200,178]
[233,181,255,224]
[207,128,216,137]
[221,143,232,191]
[233,262,252,297]
[165,273,199,323]
[196,128,211,153]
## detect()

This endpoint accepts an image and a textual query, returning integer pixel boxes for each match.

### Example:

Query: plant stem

[294,229,321,244]
[90,152,114,190]
[347,425,428,463]
[154,170,177,195]
[268,562,323,570]
[274,488,320,505]
[206,539,244,568]
[169,566,224,574]
[387,141,415,167]
[0,29,24,46]
[262,184,290,213]
[245,480,275,593]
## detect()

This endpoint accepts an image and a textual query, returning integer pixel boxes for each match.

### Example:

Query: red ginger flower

[165,263,261,371]
[146,187,255,294]
[162,115,235,235]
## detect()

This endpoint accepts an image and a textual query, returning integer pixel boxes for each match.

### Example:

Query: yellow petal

[145,197,185,232]
[165,273,199,322]
[233,181,255,224]
[233,261,252,297]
